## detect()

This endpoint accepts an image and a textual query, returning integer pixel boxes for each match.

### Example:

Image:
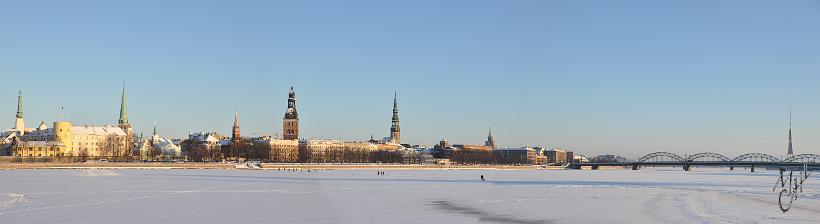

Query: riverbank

[0,162,556,170]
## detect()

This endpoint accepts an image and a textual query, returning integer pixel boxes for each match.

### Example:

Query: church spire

[234,109,239,128]
[389,91,401,144]
[485,128,496,149]
[119,81,129,125]
[153,122,158,136]
[232,109,241,141]
[14,90,25,133]
[392,91,399,120]
[16,90,23,119]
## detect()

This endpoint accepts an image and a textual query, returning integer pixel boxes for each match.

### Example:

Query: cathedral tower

[232,110,241,142]
[118,82,133,155]
[389,92,400,144]
[118,82,130,129]
[14,90,24,134]
[228,110,243,159]
[485,128,496,149]
[283,86,299,140]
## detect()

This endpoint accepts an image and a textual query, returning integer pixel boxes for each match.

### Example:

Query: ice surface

[0,168,818,224]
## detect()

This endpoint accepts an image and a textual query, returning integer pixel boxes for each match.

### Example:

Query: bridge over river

[573,152,820,172]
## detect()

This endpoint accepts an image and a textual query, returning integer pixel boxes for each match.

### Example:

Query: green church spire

[119,81,128,125]
[16,90,23,119]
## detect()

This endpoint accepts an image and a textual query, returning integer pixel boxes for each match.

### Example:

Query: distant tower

[151,122,158,148]
[389,92,401,144]
[283,85,299,140]
[118,82,130,129]
[118,82,133,155]
[485,128,496,149]
[53,121,73,156]
[152,122,158,137]
[232,110,241,142]
[228,110,243,159]
[14,90,24,134]
[787,108,793,156]
[439,139,450,149]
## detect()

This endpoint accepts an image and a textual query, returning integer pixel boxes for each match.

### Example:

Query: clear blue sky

[1,0,819,158]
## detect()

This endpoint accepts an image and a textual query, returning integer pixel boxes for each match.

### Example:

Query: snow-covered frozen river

[0,168,818,224]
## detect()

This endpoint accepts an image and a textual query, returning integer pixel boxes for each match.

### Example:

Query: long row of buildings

[0,88,134,160]
[178,85,407,163]
[429,135,577,165]
[0,84,576,165]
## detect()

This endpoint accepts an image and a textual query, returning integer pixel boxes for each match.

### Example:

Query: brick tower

[283,86,299,140]
[232,110,241,143]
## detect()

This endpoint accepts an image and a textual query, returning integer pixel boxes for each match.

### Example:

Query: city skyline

[0,82,810,158]
[2,1,820,156]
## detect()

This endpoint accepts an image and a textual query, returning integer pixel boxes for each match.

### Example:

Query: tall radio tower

[787,106,793,156]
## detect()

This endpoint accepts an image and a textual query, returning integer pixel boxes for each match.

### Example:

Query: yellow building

[17,121,128,157]
[13,141,64,157]
[257,138,299,162]
[10,85,133,158]
[14,121,71,157]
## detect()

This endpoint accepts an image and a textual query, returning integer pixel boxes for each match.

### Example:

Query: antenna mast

[787,105,794,156]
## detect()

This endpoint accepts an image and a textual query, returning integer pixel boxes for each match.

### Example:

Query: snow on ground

[0,168,818,224]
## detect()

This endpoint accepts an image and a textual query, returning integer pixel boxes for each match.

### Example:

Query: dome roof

[285,108,298,119]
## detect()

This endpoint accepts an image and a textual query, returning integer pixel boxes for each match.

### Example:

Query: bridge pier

[750,165,755,173]
[591,165,599,170]
[729,166,734,171]
[683,164,691,172]
[631,164,640,170]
